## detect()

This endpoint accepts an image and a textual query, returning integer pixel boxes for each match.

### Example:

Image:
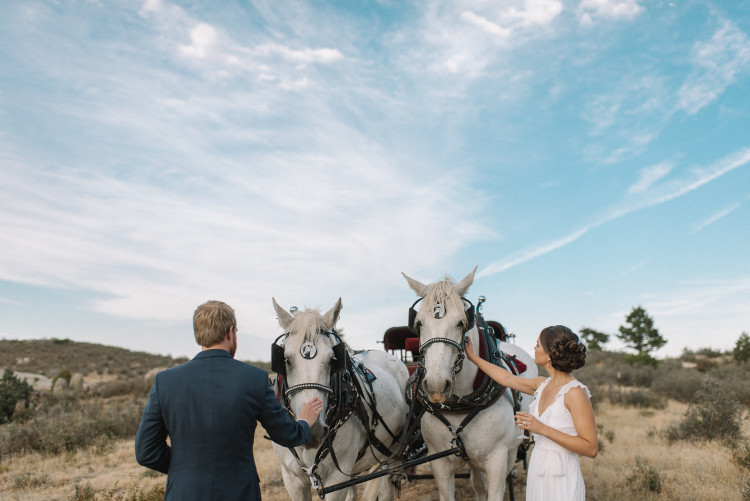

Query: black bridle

[270,330,402,497]
[408,296,475,377]
[407,295,517,459]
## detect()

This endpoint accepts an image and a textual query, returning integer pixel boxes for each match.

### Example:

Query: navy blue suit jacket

[135,349,309,500]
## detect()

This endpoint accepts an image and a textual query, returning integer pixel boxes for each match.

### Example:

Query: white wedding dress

[526,378,589,501]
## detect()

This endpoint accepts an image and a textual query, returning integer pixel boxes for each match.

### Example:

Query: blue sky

[1,0,748,363]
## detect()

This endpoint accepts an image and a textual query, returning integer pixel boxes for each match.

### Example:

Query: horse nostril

[321,425,330,437]
[443,379,452,394]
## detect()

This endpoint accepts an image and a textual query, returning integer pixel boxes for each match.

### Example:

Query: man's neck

[202,344,230,352]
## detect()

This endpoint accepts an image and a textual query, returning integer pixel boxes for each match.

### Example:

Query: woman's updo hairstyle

[540,325,586,373]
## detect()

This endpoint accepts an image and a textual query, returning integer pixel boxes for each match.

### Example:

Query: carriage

[270,269,537,501]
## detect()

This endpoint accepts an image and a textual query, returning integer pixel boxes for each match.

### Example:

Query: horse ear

[402,272,429,297]
[322,297,342,330]
[272,297,294,330]
[454,266,477,296]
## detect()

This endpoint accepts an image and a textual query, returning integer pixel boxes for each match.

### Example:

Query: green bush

[734,332,750,364]
[650,365,704,403]
[665,377,746,445]
[0,396,146,456]
[604,387,666,409]
[69,481,165,501]
[734,441,750,471]
[576,350,656,388]
[0,369,32,424]
[627,456,663,494]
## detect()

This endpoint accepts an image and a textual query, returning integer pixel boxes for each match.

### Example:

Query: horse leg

[279,464,312,501]
[482,449,511,501]
[430,456,458,501]
[469,465,487,500]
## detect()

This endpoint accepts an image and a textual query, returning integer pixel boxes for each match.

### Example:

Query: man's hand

[299,396,324,426]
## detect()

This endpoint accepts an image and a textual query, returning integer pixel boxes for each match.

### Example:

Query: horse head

[272,297,345,449]
[402,267,478,404]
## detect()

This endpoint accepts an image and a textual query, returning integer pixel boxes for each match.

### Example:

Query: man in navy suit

[135,300,322,500]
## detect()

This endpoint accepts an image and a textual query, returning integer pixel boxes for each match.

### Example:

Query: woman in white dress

[465,325,597,501]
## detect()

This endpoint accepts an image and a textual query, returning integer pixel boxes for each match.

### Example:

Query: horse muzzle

[303,416,329,449]
[422,376,453,404]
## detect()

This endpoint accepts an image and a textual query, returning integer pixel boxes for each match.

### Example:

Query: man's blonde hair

[193,300,236,347]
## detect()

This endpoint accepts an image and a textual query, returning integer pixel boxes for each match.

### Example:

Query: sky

[1,0,748,364]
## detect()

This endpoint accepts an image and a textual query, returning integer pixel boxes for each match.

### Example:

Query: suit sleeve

[135,377,171,473]
[259,379,311,448]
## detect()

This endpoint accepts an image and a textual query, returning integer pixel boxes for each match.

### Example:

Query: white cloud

[677,20,750,114]
[504,0,564,27]
[578,0,644,26]
[626,162,673,195]
[179,23,238,65]
[255,44,344,65]
[460,11,511,38]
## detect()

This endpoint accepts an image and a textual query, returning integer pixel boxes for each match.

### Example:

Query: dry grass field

[1,341,749,500]
[1,399,748,500]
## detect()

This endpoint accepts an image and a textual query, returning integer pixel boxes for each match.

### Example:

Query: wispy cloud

[479,147,750,278]
[627,162,673,195]
[677,19,750,114]
[689,202,742,234]
[578,0,644,27]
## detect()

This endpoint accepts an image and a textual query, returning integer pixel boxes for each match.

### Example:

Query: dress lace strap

[559,379,591,399]
[533,377,551,399]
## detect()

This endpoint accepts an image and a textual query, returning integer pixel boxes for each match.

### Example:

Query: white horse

[271,298,410,501]
[402,268,538,501]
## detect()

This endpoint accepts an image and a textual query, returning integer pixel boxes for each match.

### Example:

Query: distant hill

[0,338,186,380]
[0,338,271,380]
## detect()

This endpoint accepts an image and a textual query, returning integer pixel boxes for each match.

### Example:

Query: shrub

[734,332,750,364]
[695,358,718,372]
[623,353,660,368]
[69,481,165,501]
[576,350,656,388]
[627,456,663,494]
[0,397,145,456]
[734,441,750,471]
[606,388,666,409]
[650,366,704,403]
[0,369,32,424]
[70,483,96,501]
[665,376,746,445]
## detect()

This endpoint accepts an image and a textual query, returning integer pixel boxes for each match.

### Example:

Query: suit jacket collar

[194,349,232,360]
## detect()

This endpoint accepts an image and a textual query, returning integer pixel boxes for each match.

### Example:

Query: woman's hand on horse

[464,336,477,358]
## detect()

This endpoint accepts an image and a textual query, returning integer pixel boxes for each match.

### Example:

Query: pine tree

[734,332,750,364]
[0,368,32,423]
[579,327,609,350]
[617,306,666,366]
